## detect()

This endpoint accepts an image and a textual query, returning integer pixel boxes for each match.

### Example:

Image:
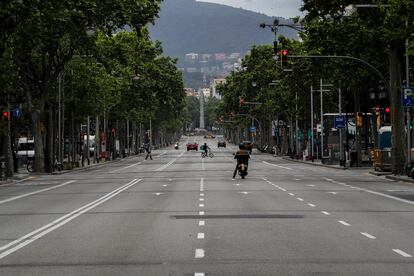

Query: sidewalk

[280,155,414,185]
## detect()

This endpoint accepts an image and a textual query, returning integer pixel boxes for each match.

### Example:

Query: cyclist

[200,142,210,157]
[233,143,250,179]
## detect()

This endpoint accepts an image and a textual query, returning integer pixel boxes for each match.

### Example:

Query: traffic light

[273,41,278,56]
[356,112,363,127]
[385,107,391,113]
[375,106,381,113]
[239,97,245,107]
[280,49,288,66]
[2,111,10,121]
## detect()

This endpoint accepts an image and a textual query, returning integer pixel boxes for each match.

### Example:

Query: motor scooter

[174,143,179,150]
[238,163,248,179]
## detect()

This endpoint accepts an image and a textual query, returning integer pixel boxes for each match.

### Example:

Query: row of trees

[0,0,186,176]
[218,1,414,174]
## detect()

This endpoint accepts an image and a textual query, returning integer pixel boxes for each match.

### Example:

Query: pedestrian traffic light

[356,112,363,127]
[385,107,391,113]
[239,97,245,107]
[280,49,288,66]
[375,106,381,113]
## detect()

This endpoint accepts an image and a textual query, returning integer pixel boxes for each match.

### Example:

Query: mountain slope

[149,0,297,57]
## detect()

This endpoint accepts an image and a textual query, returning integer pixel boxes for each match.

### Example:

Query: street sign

[12,107,22,118]
[249,127,256,132]
[316,124,322,133]
[403,87,414,107]
[334,115,345,129]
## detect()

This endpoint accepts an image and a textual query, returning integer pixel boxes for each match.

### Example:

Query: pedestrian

[145,143,153,160]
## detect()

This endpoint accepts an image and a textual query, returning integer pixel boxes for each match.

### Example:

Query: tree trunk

[389,47,406,175]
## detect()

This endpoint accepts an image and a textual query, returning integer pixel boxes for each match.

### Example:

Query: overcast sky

[197,0,303,18]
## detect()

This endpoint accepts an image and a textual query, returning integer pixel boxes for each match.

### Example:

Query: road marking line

[239,191,250,195]
[280,188,287,192]
[195,273,205,276]
[0,180,76,205]
[338,220,351,226]
[199,198,204,201]
[262,161,293,170]
[308,203,316,207]
[327,192,337,195]
[297,198,304,201]
[199,220,205,226]
[361,232,376,239]
[307,184,315,187]
[199,204,204,207]
[155,151,185,171]
[197,233,205,239]
[199,211,205,215]
[109,162,141,173]
[200,193,204,197]
[289,193,295,196]
[195,248,205,258]
[0,179,141,259]
[200,178,204,192]
[321,211,331,215]
[153,193,163,196]
[324,178,333,182]
[295,179,301,181]
[393,249,412,258]
[162,184,168,187]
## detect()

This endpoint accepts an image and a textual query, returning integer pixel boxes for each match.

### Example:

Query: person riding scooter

[233,143,250,179]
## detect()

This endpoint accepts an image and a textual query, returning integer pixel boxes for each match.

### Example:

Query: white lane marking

[0,179,141,259]
[307,184,315,187]
[199,211,205,216]
[195,248,205,258]
[199,204,204,207]
[324,178,333,182]
[308,203,316,207]
[197,233,205,239]
[168,179,173,182]
[0,180,76,205]
[288,193,295,196]
[200,193,204,197]
[326,192,337,195]
[153,193,164,196]
[280,188,287,192]
[262,178,268,181]
[238,191,250,195]
[262,161,293,170]
[233,183,241,186]
[295,179,301,181]
[195,273,205,276]
[297,198,304,201]
[199,198,204,201]
[200,178,204,192]
[155,151,185,171]
[199,220,205,226]
[338,220,351,226]
[393,249,412,258]
[321,211,331,215]
[162,184,169,187]
[109,162,142,173]
[361,232,376,239]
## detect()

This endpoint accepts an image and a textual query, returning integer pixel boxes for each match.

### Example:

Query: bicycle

[201,151,214,158]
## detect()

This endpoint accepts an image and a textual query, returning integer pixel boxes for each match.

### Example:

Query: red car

[186,142,199,151]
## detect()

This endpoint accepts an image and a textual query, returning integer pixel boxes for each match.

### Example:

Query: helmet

[239,143,245,149]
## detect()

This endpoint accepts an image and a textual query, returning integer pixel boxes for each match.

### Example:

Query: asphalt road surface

[0,135,413,275]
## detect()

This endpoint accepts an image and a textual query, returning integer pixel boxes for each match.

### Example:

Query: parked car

[186,142,199,151]
[204,134,215,139]
[217,140,226,148]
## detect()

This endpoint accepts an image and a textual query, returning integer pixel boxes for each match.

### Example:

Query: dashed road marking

[307,184,315,187]
[153,193,163,196]
[297,198,304,201]
[308,203,316,207]
[199,220,205,226]
[200,193,204,197]
[327,192,337,195]
[195,248,205,258]
[361,232,376,239]
[262,161,293,170]
[338,220,351,226]
[199,204,204,207]
[238,191,250,195]
[288,193,295,196]
[321,211,331,215]
[393,249,412,258]
[197,233,205,239]
[199,211,205,216]
[110,162,142,173]
[195,272,205,276]
[199,198,204,201]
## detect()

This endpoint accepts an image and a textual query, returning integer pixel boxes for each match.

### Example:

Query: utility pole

[86,115,90,165]
[339,88,344,166]
[406,18,411,166]
[310,86,314,162]
[295,90,299,159]
[320,78,324,161]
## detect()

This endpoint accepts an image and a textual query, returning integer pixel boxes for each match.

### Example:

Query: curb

[385,175,414,184]
[281,156,347,170]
